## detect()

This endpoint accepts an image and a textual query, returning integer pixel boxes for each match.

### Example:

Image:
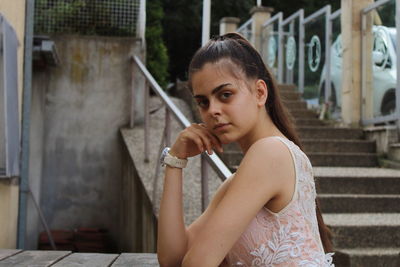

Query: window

[0,15,20,178]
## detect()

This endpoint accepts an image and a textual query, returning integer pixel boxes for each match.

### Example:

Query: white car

[319,26,397,117]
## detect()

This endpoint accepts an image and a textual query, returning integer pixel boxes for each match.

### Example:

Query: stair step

[333,247,400,267]
[316,175,400,194]
[289,108,318,118]
[318,194,400,213]
[283,100,307,109]
[280,91,302,101]
[303,139,376,153]
[309,152,378,167]
[294,118,326,126]
[328,221,400,248]
[222,152,378,169]
[278,84,297,91]
[298,127,364,139]
[219,151,243,167]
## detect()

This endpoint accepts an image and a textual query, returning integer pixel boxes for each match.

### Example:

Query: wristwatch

[160,147,188,168]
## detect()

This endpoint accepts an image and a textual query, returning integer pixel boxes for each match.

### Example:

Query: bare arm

[157,123,223,267]
[157,166,187,267]
[181,137,295,267]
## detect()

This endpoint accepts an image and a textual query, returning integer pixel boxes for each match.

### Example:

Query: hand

[170,123,223,159]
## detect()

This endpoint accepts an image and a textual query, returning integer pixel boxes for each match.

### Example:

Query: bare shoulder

[238,136,293,170]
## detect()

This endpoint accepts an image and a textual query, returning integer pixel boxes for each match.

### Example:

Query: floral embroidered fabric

[220,137,334,267]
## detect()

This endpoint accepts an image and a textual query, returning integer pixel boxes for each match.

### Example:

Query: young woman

[157,33,334,267]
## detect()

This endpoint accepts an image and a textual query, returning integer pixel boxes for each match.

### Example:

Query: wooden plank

[51,253,119,267]
[111,253,159,267]
[0,249,22,260]
[0,250,71,267]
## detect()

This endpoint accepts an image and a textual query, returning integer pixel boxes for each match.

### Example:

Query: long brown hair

[188,32,333,252]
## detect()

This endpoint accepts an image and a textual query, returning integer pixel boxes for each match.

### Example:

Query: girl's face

[191,61,264,144]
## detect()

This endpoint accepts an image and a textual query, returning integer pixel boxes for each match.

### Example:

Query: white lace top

[220,136,334,267]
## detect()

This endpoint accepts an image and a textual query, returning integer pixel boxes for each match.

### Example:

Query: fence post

[397,0,400,140]
[219,17,240,35]
[340,0,373,125]
[250,6,274,51]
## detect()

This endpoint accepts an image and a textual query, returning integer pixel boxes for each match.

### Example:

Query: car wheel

[319,83,337,107]
[381,98,396,115]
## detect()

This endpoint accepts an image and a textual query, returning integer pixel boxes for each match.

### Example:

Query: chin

[217,133,237,145]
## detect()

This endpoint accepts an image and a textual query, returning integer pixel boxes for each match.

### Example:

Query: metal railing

[261,12,284,83]
[237,18,253,42]
[361,0,400,127]
[131,56,232,211]
[303,5,332,105]
[281,9,305,92]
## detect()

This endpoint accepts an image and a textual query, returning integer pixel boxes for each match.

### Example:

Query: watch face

[160,147,170,164]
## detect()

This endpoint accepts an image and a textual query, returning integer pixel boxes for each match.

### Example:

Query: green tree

[146,0,169,88]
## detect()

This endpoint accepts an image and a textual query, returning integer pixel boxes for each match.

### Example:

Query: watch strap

[161,148,188,168]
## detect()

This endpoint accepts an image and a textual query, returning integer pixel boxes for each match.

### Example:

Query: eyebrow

[193,83,232,98]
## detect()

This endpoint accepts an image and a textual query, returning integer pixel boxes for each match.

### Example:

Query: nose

[208,99,222,118]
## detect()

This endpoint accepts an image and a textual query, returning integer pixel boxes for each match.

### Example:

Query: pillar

[250,6,274,51]
[219,17,240,35]
[340,0,373,125]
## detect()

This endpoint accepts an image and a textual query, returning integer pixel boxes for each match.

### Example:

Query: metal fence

[361,0,400,126]
[237,18,253,42]
[238,1,400,126]
[261,12,283,83]
[34,0,143,38]
[281,10,304,92]
[0,15,20,178]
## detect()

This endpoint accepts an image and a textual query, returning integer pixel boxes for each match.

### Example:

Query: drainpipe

[17,0,34,249]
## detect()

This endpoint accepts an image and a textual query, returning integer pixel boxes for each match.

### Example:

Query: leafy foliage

[146,0,169,88]
[34,0,139,36]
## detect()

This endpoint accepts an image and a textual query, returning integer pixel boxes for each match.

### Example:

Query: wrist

[169,147,187,160]
[161,147,188,169]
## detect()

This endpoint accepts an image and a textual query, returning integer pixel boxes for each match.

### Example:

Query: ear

[255,79,268,107]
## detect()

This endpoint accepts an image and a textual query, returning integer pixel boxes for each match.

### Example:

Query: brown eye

[220,92,232,100]
[196,99,209,108]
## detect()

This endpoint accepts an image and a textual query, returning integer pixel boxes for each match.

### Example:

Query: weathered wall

[0,0,25,249]
[30,35,144,248]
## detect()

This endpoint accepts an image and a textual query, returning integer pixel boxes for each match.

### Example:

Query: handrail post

[277,13,284,83]
[299,10,305,93]
[130,62,136,128]
[201,154,209,212]
[165,107,171,147]
[396,0,400,140]
[325,5,332,104]
[144,80,150,162]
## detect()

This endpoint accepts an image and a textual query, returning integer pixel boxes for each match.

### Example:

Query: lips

[213,123,231,131]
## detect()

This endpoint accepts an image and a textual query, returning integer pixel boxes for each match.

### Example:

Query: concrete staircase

[219,84,400,267]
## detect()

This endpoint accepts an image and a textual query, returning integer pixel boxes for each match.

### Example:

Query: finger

[196,124,223,153]
[189,126,214,155]
[184,130,205,153]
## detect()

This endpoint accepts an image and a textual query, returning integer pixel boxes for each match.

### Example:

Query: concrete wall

[28,35,144,249]
[0,0,25,249]
[119,144,157,252]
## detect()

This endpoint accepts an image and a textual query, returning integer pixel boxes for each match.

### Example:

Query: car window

[390,32,396,52]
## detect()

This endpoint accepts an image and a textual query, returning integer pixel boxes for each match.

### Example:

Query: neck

[237,111,284,154]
